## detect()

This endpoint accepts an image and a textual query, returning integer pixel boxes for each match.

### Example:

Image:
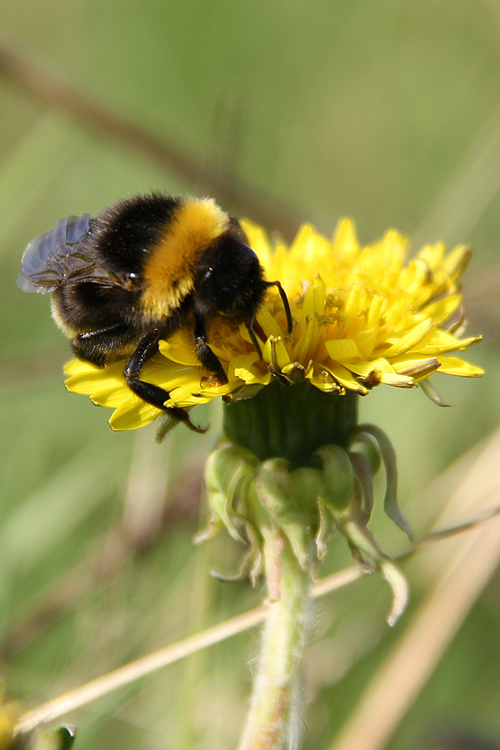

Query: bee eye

[202,267,213,282]
[121,271,140,291]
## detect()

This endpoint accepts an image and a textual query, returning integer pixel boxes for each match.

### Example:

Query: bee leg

[193,313,228,385]
[124,331,205,434]
[246,316,264,360]
[72,322,133,366]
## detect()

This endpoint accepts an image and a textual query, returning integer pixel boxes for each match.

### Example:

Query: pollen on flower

[65,218,483,431]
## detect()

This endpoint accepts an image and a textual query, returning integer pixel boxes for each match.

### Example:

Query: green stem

[237,530,312,750]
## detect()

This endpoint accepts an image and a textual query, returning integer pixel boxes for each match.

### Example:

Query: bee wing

[17,213,117,293]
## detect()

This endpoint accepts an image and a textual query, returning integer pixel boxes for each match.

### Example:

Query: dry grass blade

[14,567,363,735]
[330,426,500,750]
[13,604,266,735]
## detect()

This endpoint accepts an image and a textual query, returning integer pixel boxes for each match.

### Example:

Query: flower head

[65,218,483,430]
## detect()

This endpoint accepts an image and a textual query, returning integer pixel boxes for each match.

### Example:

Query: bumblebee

[17,194,292,430]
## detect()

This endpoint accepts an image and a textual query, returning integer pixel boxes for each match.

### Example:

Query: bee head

[194,232,268,323]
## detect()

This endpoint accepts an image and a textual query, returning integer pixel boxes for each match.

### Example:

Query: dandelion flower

[65,218,483,431]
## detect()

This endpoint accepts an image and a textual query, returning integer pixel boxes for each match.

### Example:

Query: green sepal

[340,519,408,625]
[255,459,311,571]
[341,518,382,570]
[314,444,355,513]
[380,560,409,627]
[349,451,374,520]
[193,515,223,545]
[289,467,325,518]
[352,425,412,539]
[204,445,259,543]
[210,543,263,585]
[314,498,336,560]
[349,432,382,475]
[289,467,332,558]
[419,378,450,407]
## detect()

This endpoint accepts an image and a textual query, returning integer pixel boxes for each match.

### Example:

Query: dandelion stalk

[237,531,312,750]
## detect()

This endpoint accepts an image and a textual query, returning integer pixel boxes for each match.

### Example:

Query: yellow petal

[442,245,471,281]
[110,400,159,430]
[159,338,200,366]
[325,338,362,362]
[255,305,289,340]
[293,277,326,362]
[381,319,435,358]
[323,362,369,394]
[416,242,445,270]
[435,356,484,377]
[331,218,359,262]
[263,336,292,371]
[421,294,462,324]
[65,361,125,396]
[391,357,441,380]
[379,373,416,388]
[420,330,482,355]
[344,357,396,377]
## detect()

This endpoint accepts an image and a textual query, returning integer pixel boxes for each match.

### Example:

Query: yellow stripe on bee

[141,197,229,321]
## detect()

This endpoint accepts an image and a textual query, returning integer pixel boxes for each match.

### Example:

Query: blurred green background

[1,2,500,749]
